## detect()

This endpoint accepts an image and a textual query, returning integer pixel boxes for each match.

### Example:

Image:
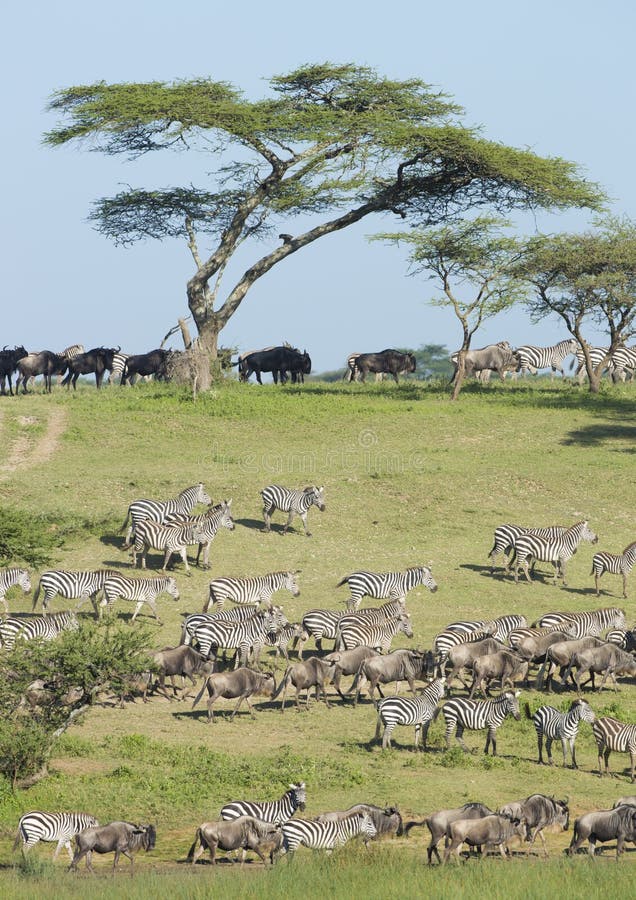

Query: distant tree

[518,217,636,393]
[45,64,603,390]
[372,217,527,398]
[411,344,453,380]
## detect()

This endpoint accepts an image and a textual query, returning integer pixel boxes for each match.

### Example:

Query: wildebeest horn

[115,345,121,353]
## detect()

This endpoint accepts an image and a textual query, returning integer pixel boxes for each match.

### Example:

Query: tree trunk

[588,370,601,394]
[451,349,468,400]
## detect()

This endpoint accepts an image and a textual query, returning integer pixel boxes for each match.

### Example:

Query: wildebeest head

[134,824,156,852]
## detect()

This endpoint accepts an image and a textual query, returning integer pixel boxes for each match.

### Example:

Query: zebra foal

[591,542,636,599]
[0,567,31,615]
[14,811,99,861]
[261,485,325,536]
[525,699,596,768]
[374,678,446,750]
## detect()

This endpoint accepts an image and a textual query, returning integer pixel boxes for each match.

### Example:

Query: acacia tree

[45,63,603,389]
[518,218,636,393]
[373,217,527,398]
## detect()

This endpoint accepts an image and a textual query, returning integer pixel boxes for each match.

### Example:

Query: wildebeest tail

[186,827,206,863]
[270,668,291,701]
[403,819,428,836]
[192,678,211,709]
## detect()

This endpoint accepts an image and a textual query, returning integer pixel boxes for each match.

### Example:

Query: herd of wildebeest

[3,472,636,872]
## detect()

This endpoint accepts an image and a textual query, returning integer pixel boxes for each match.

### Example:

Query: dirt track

[0,407,67,480]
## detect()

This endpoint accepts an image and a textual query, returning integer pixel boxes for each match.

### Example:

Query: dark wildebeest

[323,646,380,701]
[499,794,569,856]
[15,351,68,394]
[278,349,311,384]
[271,657,336,711]
[0,345,28,395]
[316,804,403,838]
[236,346,310,385]
[186,816,281,865]
[352,349,416,383]
[450,341,520,383]
[569,644,636,693]
[121,349,170,385]
[567,804,636,859]
[443,814,526,864]
[146,645,215,701]
[191,668,277,723]
[404,802,494,865]
[468,650,529,698]
[350,648,431,705]
[62,346,120,390]
[69,822,156,873]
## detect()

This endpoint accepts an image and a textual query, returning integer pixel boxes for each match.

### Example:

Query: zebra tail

[119,510,130,533]
[32,582,41,612]
[523,702,533,720]
[335,576,349,587]
[13,822,27,852]
[191,678,210,709]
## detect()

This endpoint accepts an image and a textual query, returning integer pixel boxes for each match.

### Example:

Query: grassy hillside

[0,378,634,895]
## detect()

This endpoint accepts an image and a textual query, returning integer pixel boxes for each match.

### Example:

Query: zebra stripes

[32,569,117,613]
[591,542,636,599]
[442,691,521,756]
[121,482,212,547]
[221,783,306,825]
[0,567,31,614]
[190,609,287,667]
[261,485,325,536]
[14,811,99,861]
[433,623,496,673]
[592,716,636,782]
[515,339,578,377]
[278,812,377,857]
[101,574,179,624]
[488,524,566,573]
[165,501,235,568]
[512,520,598,585]
[337,613,413,652]
[526,699,596,768]
[335,598,408,646]
[336,566,437,610]
[573,346,611,384]
[536,607,626,639]
[266,623,307,660]
[299,609,346,656]
[205,570,300,612]
[181,606,258,645]
[610,346,636,382]
[374,677,446,750]
[0,610,79,650]
[132,502,234,573]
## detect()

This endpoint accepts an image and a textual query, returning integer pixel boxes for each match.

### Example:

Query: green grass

[0,378,635,894]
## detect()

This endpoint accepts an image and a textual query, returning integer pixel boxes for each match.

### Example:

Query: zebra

[432,624,497,675]
[591,542,636,599]
[511,520,598,585]
[32,569,117,614]
[205,570,301,612]
[298,609,347,656]
[181,606,258,645]
[13,811,99,861]
[606,627,636,652]
[108,352,155,385]
[525,699,596,768]
[101,574,179,624]
[132,502,234,573]
[190,609,286,667]
[121,482,212,548]
[0,610,79,650]
[572,346,612,384]
[488,524,567,574]
[160,500,235,569]
[610,345,636,383]
[374,677,446,750]
[0,567,31,615]
[277,812,377,859]
[261,484,325,537]
[592,716,636,782]
[536,607,626,639]
[335,598,409,646]
[337,613,413,652]
[515,338,578,377]
[220,782,306,825]
[336,566,437,610]
[442,691,521,756]
[265,623,308,660]
[344,353,386,383]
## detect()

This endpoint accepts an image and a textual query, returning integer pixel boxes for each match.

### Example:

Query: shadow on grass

[100,533,127,549]
[561,421,636,450]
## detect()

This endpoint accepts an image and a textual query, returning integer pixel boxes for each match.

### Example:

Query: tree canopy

[45,63,605,386]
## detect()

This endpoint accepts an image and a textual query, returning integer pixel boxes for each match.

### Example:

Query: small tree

[518,217,636,393]
[372,217,527,398]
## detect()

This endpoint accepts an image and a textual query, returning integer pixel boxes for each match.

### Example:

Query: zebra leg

[568,737,577,769]
[631,750,635,783]
[282,510,295,535]
[559,559,567,586]
[421,720,432,751]
[545,737,554,766]
[262,506,273,532]
[485,727,497,756]
[300,512,311,537]
[455,724,469,752]
[537,733,544,764]
[52,838,65,861]
[382,724,394,750]
[623,573,628,600]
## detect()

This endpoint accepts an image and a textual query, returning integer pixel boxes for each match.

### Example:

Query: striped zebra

[592,716,636,782]
[0,610,79,650]
[261,484,325,537]
[53,344,85,387]
[337,613,413,652]
[298,609,346,656]
[101,574,179,624]
[515,338,578,377]
[278,812,377,859]
[121,482,212,548]
[335,599,408,648]
[181,606,258,645]
[488,524,567,573]
[573,346,612,384]
[344,353,386,383]
[336,566,437,610]
[266,623,307,660]
[536,607,626,639]
[0,567,31,614]
[610,345,636,382]
[221,782,306,825]
[442,691,521,756]
[511,520,598,585]
[433,623,497,675]
[14,811,98,861]
[162,500,235,569]
[591,542,636,599]
[374,677,446,750]
[190,609,286,667]
[205,570,301,612]
[32,569,117,614]
[525,699,596,768]
[132,502,234,573]
[606,627,636,652]
[108,352,155,385]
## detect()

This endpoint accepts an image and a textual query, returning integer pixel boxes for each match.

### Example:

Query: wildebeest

[499,794,569,856]
[271,657,336,711]
[324,646,380,700]
[536,637,607,692]
[450,341,520,382]
[315,804,403,838]
[350,349,416,383]
[191,668,277,722]
[350,648,430,705]
[120,349,170,385]
[567,804,636,859]
[186,816,281,865]
[446,637,508,690]
[569,644,636,693]
[404,802,495,865]
[443,814,526,863]
[15,351,68,393]
[614,796,636,808]
[468,650,529,698]
[69,821,156,873]
[62,346,120,390]
[236,346,311,385]
[0,345,28,395]
[146,645,215,701]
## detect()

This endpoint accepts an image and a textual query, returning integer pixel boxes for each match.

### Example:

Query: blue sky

[2,1,634,371]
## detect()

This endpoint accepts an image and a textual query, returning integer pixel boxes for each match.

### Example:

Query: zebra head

[165,577,180,601]
[305,486,325,511]
[417,566,438,593]
[219,499,235,530]
[609,608,627,629]
[265,605,288,629]
[398,613,413,639]
[576,520,598,545]
[572,698,596,725]
[284,571,301,597]
[195,482,213,506]
[357,812,378,841]
[17,570,31,593]
[291,782,306,811]
[503,690,521,720]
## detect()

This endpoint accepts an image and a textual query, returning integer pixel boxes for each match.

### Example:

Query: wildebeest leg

[230,695,246,720]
